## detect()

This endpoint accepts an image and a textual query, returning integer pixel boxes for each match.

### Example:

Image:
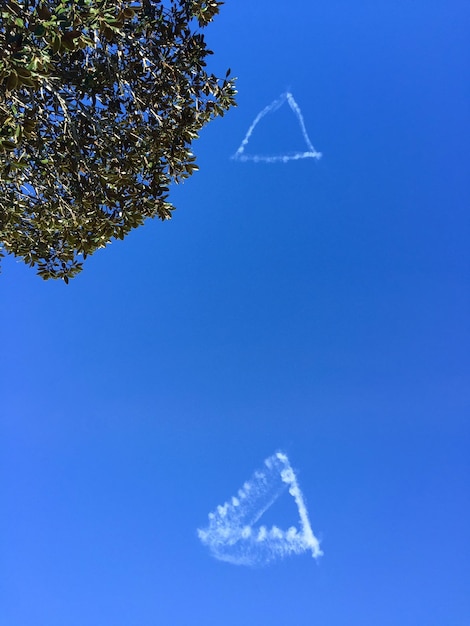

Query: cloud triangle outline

[232,92,322,163]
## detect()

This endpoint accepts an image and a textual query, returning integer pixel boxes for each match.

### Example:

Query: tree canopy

[0,0,236,281]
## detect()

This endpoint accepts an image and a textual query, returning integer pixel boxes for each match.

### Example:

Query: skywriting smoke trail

[232,92,322,163]
[198,452,323,566]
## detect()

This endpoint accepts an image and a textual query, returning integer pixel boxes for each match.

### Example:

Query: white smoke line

[232,92,322,163]
[197,451,323,567]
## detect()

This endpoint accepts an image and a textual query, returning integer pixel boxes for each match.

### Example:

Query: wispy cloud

[198,452,323,566]
[232,92,322,163]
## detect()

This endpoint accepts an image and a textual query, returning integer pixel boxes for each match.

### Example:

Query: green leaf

[34,24,46,37]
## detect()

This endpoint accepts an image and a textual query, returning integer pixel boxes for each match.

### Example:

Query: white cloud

[232,92,322,163]
[197,452,323,566]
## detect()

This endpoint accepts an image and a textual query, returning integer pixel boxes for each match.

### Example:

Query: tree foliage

[0,0,236,281]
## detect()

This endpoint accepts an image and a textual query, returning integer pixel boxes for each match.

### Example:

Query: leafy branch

[0,0,236,281]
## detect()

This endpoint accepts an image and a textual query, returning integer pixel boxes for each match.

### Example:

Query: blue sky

[1,1,469,624]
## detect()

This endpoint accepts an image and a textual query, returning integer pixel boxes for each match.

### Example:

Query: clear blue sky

[1,1,469,624]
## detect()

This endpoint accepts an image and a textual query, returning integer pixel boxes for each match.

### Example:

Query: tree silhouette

[0,0,236,281]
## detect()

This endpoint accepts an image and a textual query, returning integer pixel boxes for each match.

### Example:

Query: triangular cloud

[232,92,322,163]
[197,451,323,566]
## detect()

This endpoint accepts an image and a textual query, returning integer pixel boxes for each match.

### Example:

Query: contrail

[232,92,322,163]
[197,452,323,566]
